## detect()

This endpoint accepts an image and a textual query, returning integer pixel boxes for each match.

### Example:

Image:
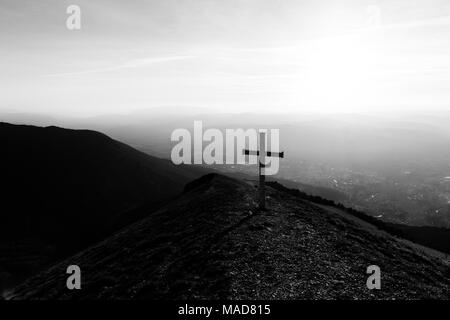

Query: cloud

[43,55,196,77]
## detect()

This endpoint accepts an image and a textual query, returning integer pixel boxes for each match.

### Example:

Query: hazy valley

[29,110,449,229]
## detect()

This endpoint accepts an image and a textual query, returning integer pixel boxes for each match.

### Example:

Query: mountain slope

[9,174,450,300]
[0,122,208,293]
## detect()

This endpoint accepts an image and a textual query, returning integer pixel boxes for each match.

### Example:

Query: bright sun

[301,35,380,112]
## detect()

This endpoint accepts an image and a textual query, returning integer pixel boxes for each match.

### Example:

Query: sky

[1,0,450,116]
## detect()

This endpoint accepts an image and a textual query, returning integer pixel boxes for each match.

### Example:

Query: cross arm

[243,149,259,156]
[243,150,284,158]
[266,151,284,158]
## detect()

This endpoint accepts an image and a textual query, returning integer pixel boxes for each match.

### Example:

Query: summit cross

[243,131,284,210]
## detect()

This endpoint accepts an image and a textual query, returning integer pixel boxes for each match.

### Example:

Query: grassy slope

[9,174,450,300]
[0,122,209,294]
[267,181,450,255]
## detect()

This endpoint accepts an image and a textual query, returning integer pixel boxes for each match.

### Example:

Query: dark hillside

[0,122,208,293]
[9,174,450,300]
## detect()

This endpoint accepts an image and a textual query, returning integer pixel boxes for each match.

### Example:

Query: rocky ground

[8,174,450,300]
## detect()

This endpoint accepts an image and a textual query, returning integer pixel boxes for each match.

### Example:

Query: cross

[243,131,284,210]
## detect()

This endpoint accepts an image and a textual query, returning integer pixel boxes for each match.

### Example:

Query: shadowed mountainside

[0,122,208,293]
[9,174,450,300]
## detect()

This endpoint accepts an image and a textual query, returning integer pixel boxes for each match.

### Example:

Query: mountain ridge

[0,122,208,294]
[8,173,450,300]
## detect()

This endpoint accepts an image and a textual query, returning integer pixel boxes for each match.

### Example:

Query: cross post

[259,131,266,210]
[243,131,284,210]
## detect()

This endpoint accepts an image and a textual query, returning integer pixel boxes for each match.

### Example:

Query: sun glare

[301,36,379,112]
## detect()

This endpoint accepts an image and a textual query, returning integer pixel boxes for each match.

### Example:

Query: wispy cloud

[43,55,197,77]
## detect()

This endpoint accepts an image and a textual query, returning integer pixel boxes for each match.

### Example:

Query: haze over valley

[3,109,450,228]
